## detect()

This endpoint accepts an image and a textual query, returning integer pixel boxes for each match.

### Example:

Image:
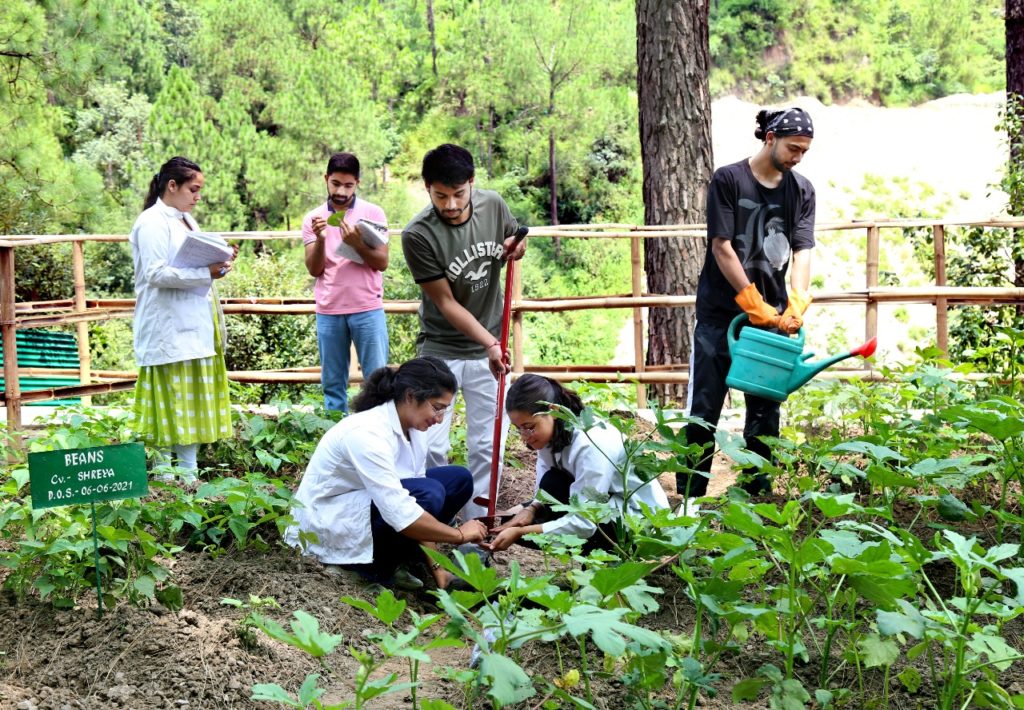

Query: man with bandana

[401,144,527,520]
[303,152,390,413]
[676,108,816,510]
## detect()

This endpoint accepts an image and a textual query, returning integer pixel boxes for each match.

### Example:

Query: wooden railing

[3,219,1023,434]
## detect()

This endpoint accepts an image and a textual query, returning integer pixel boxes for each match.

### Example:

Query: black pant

[677,320,778,497]
[344,465,473,584]
[528,466,618,553]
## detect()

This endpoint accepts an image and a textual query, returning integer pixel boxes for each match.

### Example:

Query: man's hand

[502,233,527,261]
[209,261,231,279]
[779,288,812,332]
[735,283,783,329]
[339,219,360,249]
[486,342,509,378]
[311,216,328,241]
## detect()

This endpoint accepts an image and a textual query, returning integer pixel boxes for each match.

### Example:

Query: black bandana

[766,108,814,137]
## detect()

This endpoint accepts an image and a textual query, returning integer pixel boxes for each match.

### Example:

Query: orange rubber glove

[779,288,813,335]
[734,283,782,328]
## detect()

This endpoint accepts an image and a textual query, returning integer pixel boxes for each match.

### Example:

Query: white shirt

[129,199,216,367]
[284,402,428,564]
[536,424,670,538]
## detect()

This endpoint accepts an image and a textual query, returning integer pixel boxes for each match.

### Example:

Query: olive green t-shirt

[401,189,519,359]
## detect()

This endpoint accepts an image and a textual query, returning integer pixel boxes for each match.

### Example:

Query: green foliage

[711,0,1004,105]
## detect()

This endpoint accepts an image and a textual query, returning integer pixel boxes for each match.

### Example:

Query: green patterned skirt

[132,304,232,447]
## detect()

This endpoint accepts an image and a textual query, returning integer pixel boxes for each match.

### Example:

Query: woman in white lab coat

[286,357,487,589]
[488,374,669,553]
[129,156,235,480]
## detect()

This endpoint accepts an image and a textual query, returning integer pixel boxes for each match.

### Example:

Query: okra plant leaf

[876,600,926,638]
[589,561,656,598]
[897,667,922,692]
[858,633,900,668]
[967,631,1019,672]
[563,604,669,656]
[937,494,971,521]
[251,681,306,707]
[479,652,535,705]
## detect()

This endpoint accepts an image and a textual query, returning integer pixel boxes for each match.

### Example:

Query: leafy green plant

[221,594,281,648]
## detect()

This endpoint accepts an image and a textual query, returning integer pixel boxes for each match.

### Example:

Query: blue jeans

[316,309,389,412]
[344,465,473,585]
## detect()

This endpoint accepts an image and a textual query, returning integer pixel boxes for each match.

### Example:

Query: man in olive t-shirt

[402,144,527,520]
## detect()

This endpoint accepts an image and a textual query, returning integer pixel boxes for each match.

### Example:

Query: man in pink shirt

[303,153,389,412]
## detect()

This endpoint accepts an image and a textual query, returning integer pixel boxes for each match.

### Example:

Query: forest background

[1,0,1011,403]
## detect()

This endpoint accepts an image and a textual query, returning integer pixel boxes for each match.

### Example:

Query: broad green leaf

[968,632,1019,672]
[479,652,535,705]
[589,561,656,598]
[563,605,669,656]
[858,634,899,668]
[133,574,156,599]
[732,676,768,701]
[156,585,184,611]
[831,440,905,463]
[251,683,303,707]
[876,601,926,638]
[937,494,970,522]
[771,678,811,710]
[296,673,326,706]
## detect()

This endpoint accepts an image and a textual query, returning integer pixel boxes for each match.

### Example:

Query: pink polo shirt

[301,198,388,315]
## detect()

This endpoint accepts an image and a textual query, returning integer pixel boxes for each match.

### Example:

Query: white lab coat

[129,199,216,367]
[284,402,428,564]
[536,424,670,538]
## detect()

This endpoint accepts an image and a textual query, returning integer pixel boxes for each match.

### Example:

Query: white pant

[425,358,510,520]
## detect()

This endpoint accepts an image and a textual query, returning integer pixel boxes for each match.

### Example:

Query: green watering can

[725,314,878,402]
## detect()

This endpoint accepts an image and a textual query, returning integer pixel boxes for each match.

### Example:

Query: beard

[330,192,354,208]
[770,144,792,173]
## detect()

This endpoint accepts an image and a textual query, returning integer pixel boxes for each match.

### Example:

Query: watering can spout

[788,336,878,391]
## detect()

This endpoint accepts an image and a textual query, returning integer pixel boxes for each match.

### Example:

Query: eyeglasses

[514,421,538,435]
[428,401,451,414]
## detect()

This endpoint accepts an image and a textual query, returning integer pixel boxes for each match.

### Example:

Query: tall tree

[1008,0,1024,298]
[636,0,713,403]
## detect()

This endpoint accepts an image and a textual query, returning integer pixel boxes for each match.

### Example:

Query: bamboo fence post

[933,224,948,355]
[512,261,524,373]
[630,234,647,408]
[72,240,92,405]
[1,246,22,450]
[865,225,880,344]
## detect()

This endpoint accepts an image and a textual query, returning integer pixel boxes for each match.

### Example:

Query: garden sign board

[28,442,147,509]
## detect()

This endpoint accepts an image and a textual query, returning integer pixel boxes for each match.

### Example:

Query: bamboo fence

[2,219,1024,436]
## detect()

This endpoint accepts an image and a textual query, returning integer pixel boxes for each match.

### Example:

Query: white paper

[335,219,389,264]
[171,231,233,296]
[171,231,233,269]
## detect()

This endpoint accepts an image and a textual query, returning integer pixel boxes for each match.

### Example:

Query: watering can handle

[727,313,747,356]
[727,312,805,354]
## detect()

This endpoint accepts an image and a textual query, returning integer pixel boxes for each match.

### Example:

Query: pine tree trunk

[636,0,713,404]
[427,0,438,78]
[1007,0,1024,294]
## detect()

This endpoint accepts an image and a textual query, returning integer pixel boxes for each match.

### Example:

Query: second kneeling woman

[286,357,486,589]
[487,374,669,553]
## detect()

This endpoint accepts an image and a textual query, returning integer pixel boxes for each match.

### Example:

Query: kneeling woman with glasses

[285,357,486,589]
[487,374,670,553]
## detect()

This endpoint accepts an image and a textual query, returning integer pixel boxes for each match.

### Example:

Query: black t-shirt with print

[696,159,816,326]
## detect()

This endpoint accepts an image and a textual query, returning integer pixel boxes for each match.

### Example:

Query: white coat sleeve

[540,435,620,539]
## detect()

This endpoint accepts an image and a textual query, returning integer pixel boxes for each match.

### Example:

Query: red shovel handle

[850,336,877,359]
[486,226,529,521]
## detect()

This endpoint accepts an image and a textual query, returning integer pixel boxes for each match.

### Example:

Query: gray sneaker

[393,567,425,591]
